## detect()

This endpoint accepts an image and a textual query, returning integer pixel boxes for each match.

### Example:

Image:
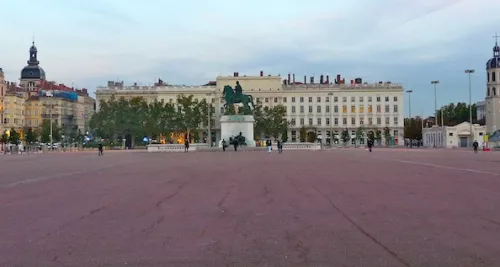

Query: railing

[146,143,208,152]
[274,142,322,150]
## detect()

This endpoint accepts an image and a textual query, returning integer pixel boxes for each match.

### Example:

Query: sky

[1,0,500,116]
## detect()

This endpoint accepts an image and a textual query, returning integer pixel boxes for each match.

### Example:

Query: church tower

[19,40,45,95]
[485,34,500,133]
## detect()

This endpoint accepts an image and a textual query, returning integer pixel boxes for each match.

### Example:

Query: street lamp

[406,90,413,147]
[431,80,440,126]
[328,92,334,146]
[206,92,214,147]
[465,69,475,146]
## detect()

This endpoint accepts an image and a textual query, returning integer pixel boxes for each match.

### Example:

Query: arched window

[488,72,490,82]
[493,72,497,82]
[493,87,497,96]
[488,87,491,96]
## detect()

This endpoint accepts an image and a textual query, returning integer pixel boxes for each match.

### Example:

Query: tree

[383,127,391,147]
[437,102,478,126]
[8,128,20,145]
[374,129,382,146]
[341,128,350,146]
[25,127,38,144]
[299,126,307,142]
[40,119,61,143]
[355,127,365,148]
[404,117,423,140]
[175,95,205,141]
[0,131,8,145]
[262,105,288,140]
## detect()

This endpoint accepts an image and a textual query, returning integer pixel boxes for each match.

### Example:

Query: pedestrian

[473,140,479,153]
[184,138,190,153]
[222,139,227,152]
[277,140,283,154]
[266,139,272,154]
[98,143,103,156]
[367,138,373,152]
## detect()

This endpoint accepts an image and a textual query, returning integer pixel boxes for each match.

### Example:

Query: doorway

[459,136,468,148]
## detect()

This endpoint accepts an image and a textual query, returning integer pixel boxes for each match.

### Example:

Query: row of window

[256,95,399,104]
[290,104,398,114]
[290,116,399,126]
[2,118,26,125]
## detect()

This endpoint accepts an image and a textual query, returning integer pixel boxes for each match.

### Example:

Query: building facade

[485,38,500,133]
[476,100,486,121]
[0,68,5,134]
[96,72,405,145]
[423,122,486,148]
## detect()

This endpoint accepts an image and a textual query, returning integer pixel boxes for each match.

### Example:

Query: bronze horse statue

[222,85,255,111]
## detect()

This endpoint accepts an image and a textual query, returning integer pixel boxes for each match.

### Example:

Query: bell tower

[485,33,500,133]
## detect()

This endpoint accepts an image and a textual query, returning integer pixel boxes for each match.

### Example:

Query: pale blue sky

[1,0,499,116]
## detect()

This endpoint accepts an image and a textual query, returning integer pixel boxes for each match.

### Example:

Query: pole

[329,93,333,146]
[207,93,212,147]
[50,104,53,149]
[465,69,475,146]
[434,83,437,126]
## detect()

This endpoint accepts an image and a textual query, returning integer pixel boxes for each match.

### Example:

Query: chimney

[283,79,287,85]
[304,75,307,84]
[260,70,263,76]
[336,74,341,84]
[326,75,330,84]
[288,73,291,84]
[350,80,354,84]
[292,74,295,83]
[320,75,324,84]
[310,76,314,84]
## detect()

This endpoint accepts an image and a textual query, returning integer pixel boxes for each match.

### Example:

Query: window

[368,96,372,102]
[334,105,339,113]
[300,97,304,103]
[342,118,347,125]
[368,117,373,125]
[351,96,355,102]
[376,105,381,113]
[359,97,364,102]
[342,97,347,102]
[376,97,381,102]
[317,118,321,125]
[265,98,269,103]
[326,118,330,125]
[326,106,330,113]
[368,105,372,113]
[351,105,355,113]
[359,105,364,113]
[274,97,278,103]
[385,96,389,102]
[393,105,398,112]
[317,97,321,102]
[326,97,329,103]
[394,130,398,136]
[351,117,356,125]
[385,105,390,112]
[449,132,453,136]
[309,118,313,125]
[292,106,296,113]
[291,131,297,142]
[317,106,321,113]
[291,118,296,125]
[360,117,364,125]
[334,97,338,102]
[342,105,347,113]
[308,97,313,103]
[283,97,287,103]
[300,106,304,113]
[308,106,313,113]
[385,117,390,125]
[393,96,398,102]
[377,117,381,125]
[300,118,304,125]
[493,72,496,82]
[292,97,296,103]
[394,117,398,125]
[334,118,339,125]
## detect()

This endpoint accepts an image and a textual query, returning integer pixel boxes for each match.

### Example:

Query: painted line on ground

[377,157,500,177]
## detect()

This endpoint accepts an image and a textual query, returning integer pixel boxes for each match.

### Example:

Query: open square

[1,149,500,267]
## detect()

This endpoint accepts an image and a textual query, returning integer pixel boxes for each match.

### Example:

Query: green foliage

[253,104,289,140]
[340,129,350,145]
[436,102,478,126]
[25,127,38,143]
[374,129,382,140]
[355,127,364,147]
[1,131,9,144]
[306,131,317,142]
[383,127,391,146]
[40,119,61,143]
[404,117,423,140]
[8,128,20,144]
[299,126,307,142]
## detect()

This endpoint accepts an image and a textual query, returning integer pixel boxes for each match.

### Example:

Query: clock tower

[485,34,500,133]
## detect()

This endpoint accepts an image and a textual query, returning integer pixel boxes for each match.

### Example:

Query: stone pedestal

[220,115,255,147]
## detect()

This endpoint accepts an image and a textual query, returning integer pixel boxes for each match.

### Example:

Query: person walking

[367,138,373,152]
[277,140,283,154]
[266,139,272,154]
[184,138,190,153]
[222,139,227,152]
[473,140,479,153]
[98,143,103,156]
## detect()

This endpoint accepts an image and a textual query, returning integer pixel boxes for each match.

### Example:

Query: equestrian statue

[222,81,255,115]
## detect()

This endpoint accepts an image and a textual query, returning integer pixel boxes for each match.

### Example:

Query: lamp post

[328,92,334,146]
[206,92,213,147]
[465,69,475,146]
[406,90,413,147]
[431,80,440,126]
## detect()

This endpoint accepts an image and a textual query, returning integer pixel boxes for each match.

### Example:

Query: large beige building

[96,71,405,145]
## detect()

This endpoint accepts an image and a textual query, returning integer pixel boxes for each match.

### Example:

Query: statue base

[219,115,256,147]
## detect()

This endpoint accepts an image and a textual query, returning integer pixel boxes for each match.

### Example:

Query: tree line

[88,95,289,145]
[0,120,66,146]
[404,102,480,140]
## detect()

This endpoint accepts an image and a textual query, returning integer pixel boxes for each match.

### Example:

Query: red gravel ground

[1,148,499,267]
